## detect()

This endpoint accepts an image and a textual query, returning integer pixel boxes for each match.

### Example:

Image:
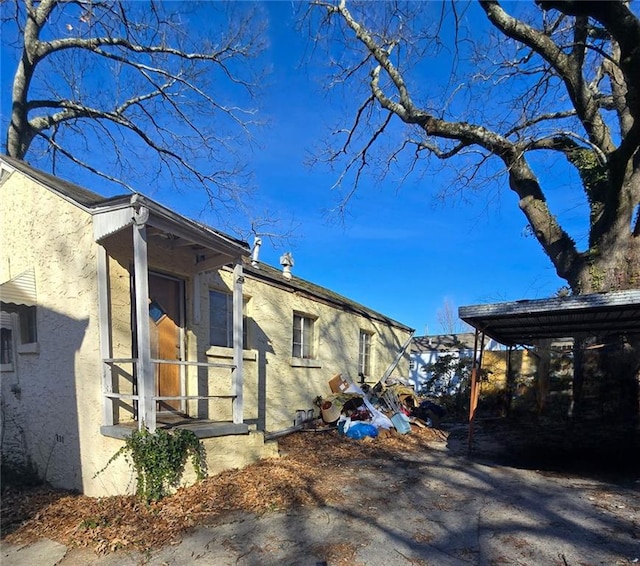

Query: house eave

[92,194,249,268]
[244,263,414,333]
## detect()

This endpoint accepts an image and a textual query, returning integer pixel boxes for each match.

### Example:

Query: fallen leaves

[1,426,445,555]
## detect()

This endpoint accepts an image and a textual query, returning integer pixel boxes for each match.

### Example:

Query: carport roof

[458,289,640,347]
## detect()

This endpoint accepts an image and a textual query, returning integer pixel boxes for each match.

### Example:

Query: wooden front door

[148,273,183,412]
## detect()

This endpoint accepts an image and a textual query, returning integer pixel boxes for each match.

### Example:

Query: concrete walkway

[2,440,639,565]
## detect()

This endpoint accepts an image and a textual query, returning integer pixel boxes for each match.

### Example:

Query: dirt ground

[2,420,639,565]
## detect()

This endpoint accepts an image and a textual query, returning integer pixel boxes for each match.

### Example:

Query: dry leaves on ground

[1,426,447,555]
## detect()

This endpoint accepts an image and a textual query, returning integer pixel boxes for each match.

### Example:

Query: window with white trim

[209,290,248,348]
[292,313,316,359]
[358,330,373,377]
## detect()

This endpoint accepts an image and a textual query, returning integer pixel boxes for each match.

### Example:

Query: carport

[458,289,640,448]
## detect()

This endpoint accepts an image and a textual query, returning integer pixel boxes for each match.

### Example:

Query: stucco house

[0,155,413,496]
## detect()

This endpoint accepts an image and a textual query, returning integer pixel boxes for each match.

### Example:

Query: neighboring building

[409,334,502,394]
[410,332,575,411]
[0,155,413,496]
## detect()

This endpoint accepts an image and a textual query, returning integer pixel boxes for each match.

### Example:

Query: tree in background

[310,0,639,420]
[2,0,266,218]
[436,297,472,334]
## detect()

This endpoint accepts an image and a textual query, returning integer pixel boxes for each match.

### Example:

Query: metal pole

[468,328,480,451]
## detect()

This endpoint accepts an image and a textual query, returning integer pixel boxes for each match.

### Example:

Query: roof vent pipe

[251,237,262,268]
[280,252,294,280]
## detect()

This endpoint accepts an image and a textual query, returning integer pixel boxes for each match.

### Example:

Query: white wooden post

[132,207,155,431]
[96,245,114,427]
[193,272,201,325]
[232,260,244,424]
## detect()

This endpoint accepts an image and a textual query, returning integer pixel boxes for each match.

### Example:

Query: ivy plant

[97,428,206,502]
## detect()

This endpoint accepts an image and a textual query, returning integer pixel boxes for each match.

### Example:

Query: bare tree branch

[310,0,639,293]
[4,0,267,227]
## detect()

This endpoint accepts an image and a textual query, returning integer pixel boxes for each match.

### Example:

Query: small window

[358,330,372,377]
[209,290,248,348]
[1,305,37,345]
[292,313,315,359]
[1,327,12,365]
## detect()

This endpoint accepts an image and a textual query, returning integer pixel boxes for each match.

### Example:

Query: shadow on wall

[249,319,274,432]
[1,306,89,492]
[318,311,408,385]
[249,291,409,432]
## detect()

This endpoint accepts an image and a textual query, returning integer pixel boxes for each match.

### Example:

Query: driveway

[2,425,639,565]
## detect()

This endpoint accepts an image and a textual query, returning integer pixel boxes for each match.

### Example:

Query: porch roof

[458,289,640,347]
[91,194,249,269]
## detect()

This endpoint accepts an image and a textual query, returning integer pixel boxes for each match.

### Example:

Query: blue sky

[239,1,575,333]
[0,1,583,334]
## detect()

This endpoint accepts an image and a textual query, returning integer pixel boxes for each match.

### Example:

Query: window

[1,327,12,365]
[358,330,372,377]
[209,290,248,348]
[292,313,315,359]
[1,305,37,345]
[20,306,37,344]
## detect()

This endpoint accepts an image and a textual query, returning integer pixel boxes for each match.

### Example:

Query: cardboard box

[328,374,349,394]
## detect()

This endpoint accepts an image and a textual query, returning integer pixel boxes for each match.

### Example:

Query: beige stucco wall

[0,168,133,496]
[1,165,412,496]
[197,267,413,433]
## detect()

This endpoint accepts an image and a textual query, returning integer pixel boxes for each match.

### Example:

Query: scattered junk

[269,340,445,442]
[414,399,447,427]
[302,373,444,441]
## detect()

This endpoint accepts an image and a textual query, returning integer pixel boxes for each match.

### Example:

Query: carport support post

[504,346,514,417]
[132,208,155,432]
[468,330,485,451]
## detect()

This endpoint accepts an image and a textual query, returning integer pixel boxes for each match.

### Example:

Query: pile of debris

[308,374,445,440]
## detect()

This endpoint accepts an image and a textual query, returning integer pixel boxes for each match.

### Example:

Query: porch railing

[101,357,241,431]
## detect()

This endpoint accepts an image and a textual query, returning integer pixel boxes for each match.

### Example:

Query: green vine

[568,148,609,197]
[96,428,206,502]
[588,262,606,292]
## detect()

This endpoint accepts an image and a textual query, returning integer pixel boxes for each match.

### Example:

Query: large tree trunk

[567,169,640,425]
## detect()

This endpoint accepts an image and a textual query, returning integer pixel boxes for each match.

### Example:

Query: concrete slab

[1,538,67,566]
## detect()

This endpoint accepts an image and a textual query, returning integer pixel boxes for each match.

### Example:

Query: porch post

[96,245,114,427]
[232,260,244,424]
[132,207,155,431]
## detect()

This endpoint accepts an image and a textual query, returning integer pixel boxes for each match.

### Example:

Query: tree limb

[479,1,614,154]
